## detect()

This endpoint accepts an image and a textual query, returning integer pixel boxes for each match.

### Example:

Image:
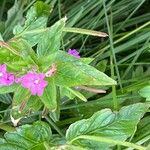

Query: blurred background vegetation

[0,0,150,147]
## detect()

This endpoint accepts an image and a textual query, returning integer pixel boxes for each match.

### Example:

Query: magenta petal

[38,73,45,79]
[0,64,15,86]
[21,78,32,88]
[0,64,7,72]
[36,87,44,96]
[40,80,48,88]
[6,73,15,85]
[0,74,7,85]
[21,73,34,88]
[18,71,48,96]
[30,86,37,95]
[68,49,80,58]
[0,72,15,86]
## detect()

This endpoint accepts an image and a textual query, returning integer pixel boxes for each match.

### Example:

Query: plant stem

[15,27,108,38]
[45,116,65,137]
[61,95,139,110]
[116,21,150,44]
[77,85,106,93]
[69,135,146,150]
[103,0,119,110]
[63,27,108,37]
[103,0,122,92]
[110,55,118,110]
[58,0,61,19]
[92,21,150,58]
[0,0,6,21]
[0,41,20,56]
[58,0,65,51]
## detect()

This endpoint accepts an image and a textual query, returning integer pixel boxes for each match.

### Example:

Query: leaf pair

[0,103,149,150]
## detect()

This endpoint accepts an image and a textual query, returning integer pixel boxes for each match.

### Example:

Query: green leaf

[0,121,52,150]
[80,58,94,64]
[6,60,27,72]
[13,85,31,106]
[5,39,39,69]
[60,86,76,99]
[0,94,12,104]
[0,22,5,34]
[17,39,39,65]
[37,18,66,56]
[0,138,6,144]
[0,46,19,64]
[66,87,87,102]
[130,116,150,147]
[50,145,86,150]
[139,86,150,101]
[66,103,149,150]
[39,52,57,72]
[96,60,108,72]
[0,84,18,94]
[3,0,24,40]
[34,1,50,17]
[40,78,57,111]
[13,1,50,46]
[63,27,108,37]
[54,51,116,87]
[146,145,150,150]
[0,33,4,41]
[16,96,43,117]
[133,66,144,78]
[24,96,43,112]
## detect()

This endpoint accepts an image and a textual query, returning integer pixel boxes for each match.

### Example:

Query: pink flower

[18,72,48,96]
[0,64,15,86]
[5,73,15,85]
[68,49,80,58]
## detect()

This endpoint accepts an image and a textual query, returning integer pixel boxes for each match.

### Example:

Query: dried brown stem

[77,85,106,94]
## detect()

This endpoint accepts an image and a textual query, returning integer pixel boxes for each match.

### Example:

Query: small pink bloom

[19,72,48,96]
[68,49,80,58]
[0,64,15,86]
[0,64,6,72]
[5,73,15,85]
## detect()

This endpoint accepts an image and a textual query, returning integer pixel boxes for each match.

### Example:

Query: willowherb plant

[0,1,149,150]
[0,1,116,120]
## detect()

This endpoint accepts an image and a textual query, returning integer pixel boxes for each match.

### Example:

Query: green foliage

[13,85,31,106]
[0,84,18,94]
[0,121,51,150]
[40,78,57,111]
[139,86,150,101]
[54,51,116,87]
[0,94,12,104]
[0,0,149,149]
[37,18,66,56]
[66,87,87,102]
[0,104,148,150]
[0,1,116,115]
[66,103,148,149]
[3,0,25,40]
[13,2,50,46]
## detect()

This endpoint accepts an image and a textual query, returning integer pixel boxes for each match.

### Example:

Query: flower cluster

[68,49,80,58]
[16,72,48,96]
[0,49,80,96]
[0,64,15,86]
[0,64,53,96]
